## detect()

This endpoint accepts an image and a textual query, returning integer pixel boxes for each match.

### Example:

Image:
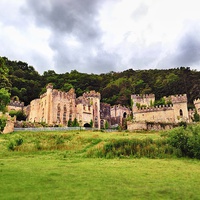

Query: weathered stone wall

[127,121,147,131]
[132,94,189,124]
[133,105,175,123]
[27,85,101,128]
[127,121,177,131]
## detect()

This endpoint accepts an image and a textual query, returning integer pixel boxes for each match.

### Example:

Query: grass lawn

[0,130,200,199]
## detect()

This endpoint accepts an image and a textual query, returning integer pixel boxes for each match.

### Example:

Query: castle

[7,84,199,130]
[128,93,199,131]
[25,84,130,129]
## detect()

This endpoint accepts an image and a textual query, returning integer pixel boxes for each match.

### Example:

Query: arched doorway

[84,123,91,128]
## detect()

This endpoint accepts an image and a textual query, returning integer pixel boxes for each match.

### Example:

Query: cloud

[22,0,118,74]
[157,21,200,69]
[0,0,200,74]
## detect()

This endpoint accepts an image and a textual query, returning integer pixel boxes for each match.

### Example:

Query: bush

[87,137,174,159]
[9,110,26,121]
[0,116,7,132]
[167,124,200,159]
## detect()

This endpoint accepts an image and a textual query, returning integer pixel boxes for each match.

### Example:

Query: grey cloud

[157,24,200,69]
[171,31,200,66]
[22,0,117,74]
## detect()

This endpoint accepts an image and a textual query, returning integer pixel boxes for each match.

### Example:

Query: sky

[0,0,200,74]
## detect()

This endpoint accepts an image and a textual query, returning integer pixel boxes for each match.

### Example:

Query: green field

[1,130,200,200]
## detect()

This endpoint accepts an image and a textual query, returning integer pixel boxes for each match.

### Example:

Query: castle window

[57,104,61,122]
[69,114,72,121]
[63,105,67,123]
[94,116,98,128]
[180,109,183,116]
[123,112,127,118]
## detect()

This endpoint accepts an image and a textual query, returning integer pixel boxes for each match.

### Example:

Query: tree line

[0,56,200,108]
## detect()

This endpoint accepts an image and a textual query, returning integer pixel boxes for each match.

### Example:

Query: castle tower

[171,94,189,123]
[46,83,53,124]
[83,91,101,129]
[194,98,200,115]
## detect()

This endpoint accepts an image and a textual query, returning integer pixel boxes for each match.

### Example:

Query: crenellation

[9,100,24,107]
[171,94,187,103]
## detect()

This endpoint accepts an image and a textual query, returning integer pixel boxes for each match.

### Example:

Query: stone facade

[27,84,101,128]
[7,100,24,112]
[26,84,131,129]
[128,94,189,131]
[110,105,131,127]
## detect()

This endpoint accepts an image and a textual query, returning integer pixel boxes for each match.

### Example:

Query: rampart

[134,104,173,113]
[170,94,187,103]
[83,90,101,99]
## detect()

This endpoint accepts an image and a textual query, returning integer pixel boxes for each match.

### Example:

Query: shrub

[0,116,7,132]
[167,124,200,159]
[9,110,26,121]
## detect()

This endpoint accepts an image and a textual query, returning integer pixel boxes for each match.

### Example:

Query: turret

[46,83,53,94]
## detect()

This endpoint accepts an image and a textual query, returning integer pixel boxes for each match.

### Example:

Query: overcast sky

[0,0,200,74]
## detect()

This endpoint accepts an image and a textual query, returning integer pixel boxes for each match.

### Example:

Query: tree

[0,57,11,90]
[0,88,10,112]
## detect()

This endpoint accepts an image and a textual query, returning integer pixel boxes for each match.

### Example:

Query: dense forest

[0,56,200,108]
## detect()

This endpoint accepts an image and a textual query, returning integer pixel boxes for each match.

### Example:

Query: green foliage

[67,119,72,127]
[0,88,10,112]
[89,119,93,128]
[166,124,200,158]
[193,109,200,122]
[9,110,26,121]
[72,118,79,127]
[105,120,109,129]
[7,135,24,151]
[0,116,7,132]
[1,56,200,107]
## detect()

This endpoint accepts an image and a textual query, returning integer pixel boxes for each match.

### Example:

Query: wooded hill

[1,56,200,107]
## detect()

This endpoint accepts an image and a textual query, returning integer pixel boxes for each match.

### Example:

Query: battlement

[52,88,76,99]
[170,94,187,103]
[9,100,24,107]
[134,104,173,113]
[194,98,200,104]
[83,90,101,99]
[131,94,155,99]
[76,96,90,105]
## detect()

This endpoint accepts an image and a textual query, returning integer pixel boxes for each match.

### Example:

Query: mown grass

[0,129,200,199]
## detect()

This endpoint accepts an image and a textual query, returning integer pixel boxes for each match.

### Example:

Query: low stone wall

[127,121,147,131]
[127,121,177,131]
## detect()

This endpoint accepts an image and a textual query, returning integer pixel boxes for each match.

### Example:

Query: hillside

[1,56,200,106]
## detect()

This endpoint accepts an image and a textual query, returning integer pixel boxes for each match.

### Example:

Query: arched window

[63,105,67,123]
[57,104,61,122]
[123,112,127,118]
[94,116,98,128]
[180,109,183,116]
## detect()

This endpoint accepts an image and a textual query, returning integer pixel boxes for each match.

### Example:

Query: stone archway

[84,123,91,128]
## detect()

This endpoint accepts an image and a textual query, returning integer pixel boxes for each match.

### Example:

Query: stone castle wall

[131,94,189,126]
[27,84,101,128]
